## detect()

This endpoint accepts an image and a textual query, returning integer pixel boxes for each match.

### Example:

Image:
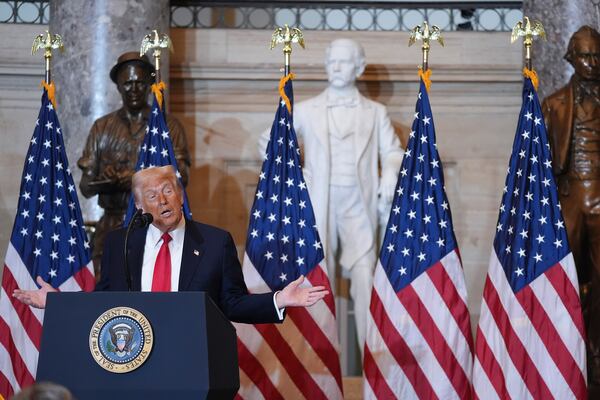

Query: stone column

[522,0,600,100]
[49,0,169,221]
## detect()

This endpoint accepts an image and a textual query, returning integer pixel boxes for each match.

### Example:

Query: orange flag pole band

[522,67,539,91]
[278,73,296,113]
[151,81,167,109]
[418,68,432,92]
[40,81,56,108]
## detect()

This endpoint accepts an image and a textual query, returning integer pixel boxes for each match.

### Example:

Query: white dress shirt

[141,218,186,292]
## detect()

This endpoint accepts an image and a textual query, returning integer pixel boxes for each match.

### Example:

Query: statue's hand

[96,166,133,192]
[379,172,397,204]
[99,165,119,183]
[115,170,133,191]
[13,276,56,309]
[276,275,329,308]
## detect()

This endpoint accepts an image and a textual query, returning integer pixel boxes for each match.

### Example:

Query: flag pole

[31,30,64,84]
[140,29,173,85]
[270,24,305,76]
[510,16,546,72]
[408,21,444,72]
[140,29,173,110]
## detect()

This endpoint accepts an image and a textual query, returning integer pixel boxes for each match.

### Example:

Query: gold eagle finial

[140,29,173,58]
[511,17,546,71]
[270,24,305,52]
[32,31,64,57]
[32,30,64,83]
[408,21,444,49]
[140,29,173,83]
[511,16,546,46]
[270,25,305,74]
[408,21,444,71]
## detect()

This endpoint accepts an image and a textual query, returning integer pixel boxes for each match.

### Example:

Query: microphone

[133,209,153,228]
[123,209,153,291]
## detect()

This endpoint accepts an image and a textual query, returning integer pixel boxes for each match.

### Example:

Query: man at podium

[13,166,328,324]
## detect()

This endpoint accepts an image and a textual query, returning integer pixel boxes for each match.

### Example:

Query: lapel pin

[193,250,200,256]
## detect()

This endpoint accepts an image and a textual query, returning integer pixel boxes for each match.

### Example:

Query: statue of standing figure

[542,26,600,393]
[78,52,191,274]
[262,38,404,352]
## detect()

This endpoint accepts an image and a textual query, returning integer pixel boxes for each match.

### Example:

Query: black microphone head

[131,208,153,228]
[139,212,153,227]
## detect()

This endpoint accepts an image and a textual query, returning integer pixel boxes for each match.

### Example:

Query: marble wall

[0,24,522,329]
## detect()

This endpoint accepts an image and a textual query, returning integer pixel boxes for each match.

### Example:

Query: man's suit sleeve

[219,232,283,324]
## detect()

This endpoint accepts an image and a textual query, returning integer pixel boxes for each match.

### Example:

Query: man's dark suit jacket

[96,219,281,324]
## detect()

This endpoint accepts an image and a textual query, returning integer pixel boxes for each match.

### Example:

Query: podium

[36,292,239,399]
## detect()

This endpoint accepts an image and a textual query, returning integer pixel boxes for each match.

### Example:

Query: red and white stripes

[364,250,473,399]
[0,242,94,397]
[236,253,343,400]
[473,252,586,400]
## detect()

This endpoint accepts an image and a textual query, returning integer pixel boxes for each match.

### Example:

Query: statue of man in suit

[290,39,404,351]
[542,25,600,391]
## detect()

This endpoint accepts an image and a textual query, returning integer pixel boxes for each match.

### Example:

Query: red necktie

[151,232,172,292]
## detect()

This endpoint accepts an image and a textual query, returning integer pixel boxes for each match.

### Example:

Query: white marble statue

[261,38,404,352]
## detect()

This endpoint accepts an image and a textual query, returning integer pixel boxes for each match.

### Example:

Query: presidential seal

[89,307,153,373]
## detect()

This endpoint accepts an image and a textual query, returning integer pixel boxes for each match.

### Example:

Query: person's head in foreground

[11,381,74,400]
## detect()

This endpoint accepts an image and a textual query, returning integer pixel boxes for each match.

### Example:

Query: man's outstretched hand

[13,276,56,309]
[276,275,329,308]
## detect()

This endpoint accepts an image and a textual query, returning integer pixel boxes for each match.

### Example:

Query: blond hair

[131,165,181,204]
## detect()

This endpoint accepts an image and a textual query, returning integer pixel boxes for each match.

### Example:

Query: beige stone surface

[0,25,522,337]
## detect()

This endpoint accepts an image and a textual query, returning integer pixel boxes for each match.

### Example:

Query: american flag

[363,78,474,399]
[0,87,95,398]
[472,75,587,399]
[123,84,191,225]
[235,75,343,399]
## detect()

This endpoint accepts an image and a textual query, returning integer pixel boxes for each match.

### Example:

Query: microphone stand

[123,209,153,291]
[123,209,142,291]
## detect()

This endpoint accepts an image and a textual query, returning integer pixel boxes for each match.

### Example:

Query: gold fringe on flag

[151,81,167,109]
[418,68,432,92]
[40,80,56,108]
[278,73,296,113]
[522,67,539,90]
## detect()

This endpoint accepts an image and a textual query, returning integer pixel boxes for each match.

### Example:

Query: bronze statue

[78,52,190,273]
[542,26,600,391]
